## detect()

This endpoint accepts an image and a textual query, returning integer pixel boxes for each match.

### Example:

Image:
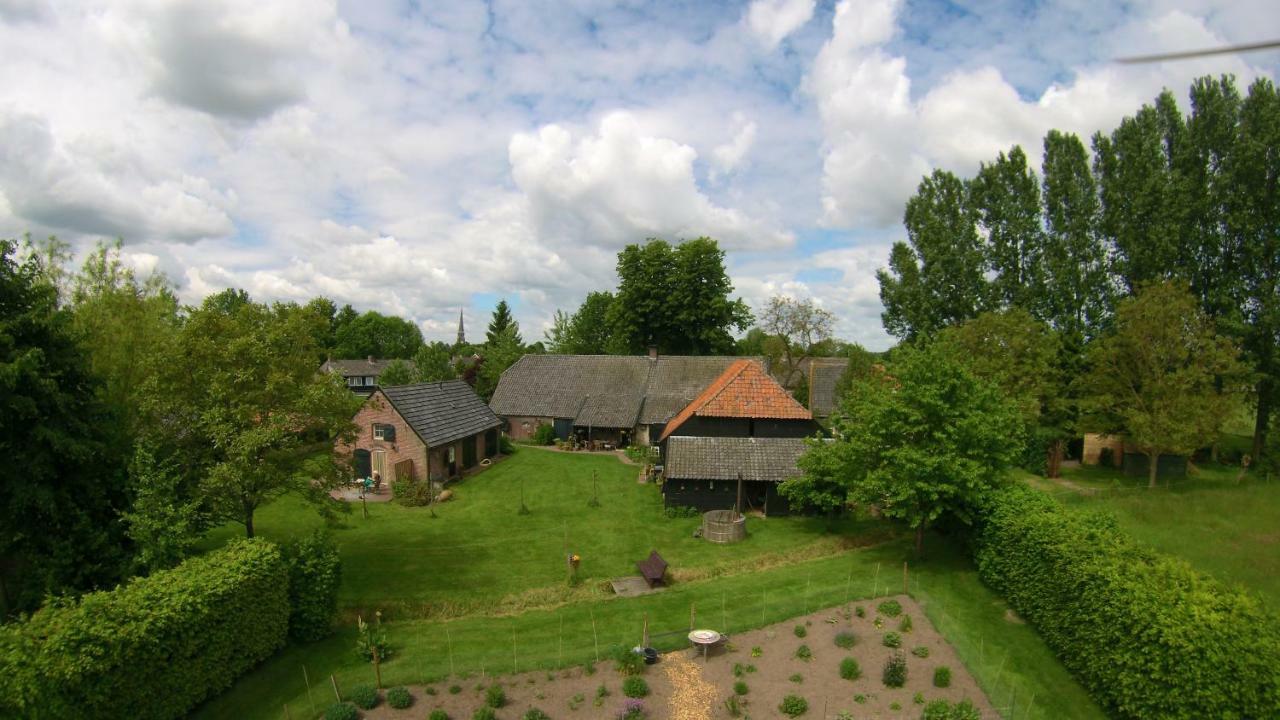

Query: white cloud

[712,113,759,177]
[746,0,817,49]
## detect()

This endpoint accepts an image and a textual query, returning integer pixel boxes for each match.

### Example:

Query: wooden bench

[636,550,668,588]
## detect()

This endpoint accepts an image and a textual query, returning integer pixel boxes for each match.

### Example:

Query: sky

[0,0,1277,350]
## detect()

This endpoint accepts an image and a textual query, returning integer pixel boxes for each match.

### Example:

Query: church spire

[456,308,466,346]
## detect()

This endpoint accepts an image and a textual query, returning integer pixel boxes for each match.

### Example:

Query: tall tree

[474,327,524,401]
[546,291,615,354]
[759,296,835,389]
[878,170,988,339]
[608,238,751,355]
[486,299,522,347]
[0,239,131,612]
[798,342,1023,554]
[144,296,359,538]
[304,296,340,359]
[1041,130,1111,344]
[410,341,459,383]
[970,146,1046,315]
[1081,282,1246,487]
[332,310,423,359]
[376,359,416,386]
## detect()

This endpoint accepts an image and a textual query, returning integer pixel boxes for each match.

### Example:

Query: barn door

[371,449,388,481]
[553,418,573,440]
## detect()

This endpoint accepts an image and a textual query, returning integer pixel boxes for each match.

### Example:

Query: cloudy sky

[1,0,1276,349]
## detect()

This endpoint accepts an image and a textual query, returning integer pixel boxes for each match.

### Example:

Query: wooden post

[761,590,766,626]
[721,592,726,633]
[361,493,368,519]
[284,704,292,720]
[873,562,881,597]
[330,675,341,703]
[447,627,455,676]
[804,572,811,613]
[903,561,908,595]
[642,613,649,648]
[372,646,382,689]
[690,602,696,632]
[735,472,743,516]
[590,608,600,662]
[559,614,564,666]
[512,625,518,674]
[302,665,316,717]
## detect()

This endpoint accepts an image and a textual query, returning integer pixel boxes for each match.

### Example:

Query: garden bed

[352,594,992,719]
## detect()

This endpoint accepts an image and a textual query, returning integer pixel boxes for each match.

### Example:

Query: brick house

[321,356,394,395]
[340,379,502,486]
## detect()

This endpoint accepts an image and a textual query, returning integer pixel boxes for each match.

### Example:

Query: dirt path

[663,653,717,720]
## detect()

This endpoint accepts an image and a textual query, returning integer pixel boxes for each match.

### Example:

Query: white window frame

[347,376,361,387]
[364,376,375,386]
[373,424,388,440]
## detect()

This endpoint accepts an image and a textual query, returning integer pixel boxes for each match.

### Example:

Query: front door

[353,449,371,479]
[372,449,388,482]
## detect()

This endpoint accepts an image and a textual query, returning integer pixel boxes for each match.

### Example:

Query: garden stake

[804,573,811,613]
[642,613,649,648]
[1025,693,1036,719]
[512,625,518,674]
[844,567,852,605]
[761,590,766,626]
[361,493,368,519]
[721,592,726,633]
[284,704,292,720]
[873,562,881,597]
[903,562,908,594]
[302,664,316,717]
[559,614,564,666]
[372,646,382,688]
[690,602,695,632]
[590,608,600,662]
[446,627,455,675]
[330,675,341,703]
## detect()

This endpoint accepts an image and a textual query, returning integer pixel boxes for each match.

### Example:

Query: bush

[449,684,463,694]
[349,684,379,710]
[472,708,497,720]
[854,606,865,618]
[354,613,390,662]
[386,686,413,709]
[833,631,856,649]
[611,644,645,676]
[794,644,812,661]
[933,666,952,688]
[898,614,913,633]
[324,702,359,720]
[793,624,807,638]
[733,680,749,695]
[523,708,551,720]
[532,422,556,445]
[839,657,861,681]
[663,505,699,519]
[622,676,649,698]
[724,694,742,717]
[882,631,901,648]
[485,684,506,708]
[0,539,289,720]
[974,483,1280,719]
[281,531,342,642]
[882,651,907,688]
[877,599,902,617]
[922,699,980,720]
[779,694,809,717]
[911,645,930,658]
[619,698,646,719]
[429,710,450,720]
[393,479,434,506]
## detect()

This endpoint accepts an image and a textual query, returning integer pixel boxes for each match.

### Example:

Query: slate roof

[660,360,811,440]
[664,436,820,483]
[380,380,501,448]
[488,354,751,429]
[321,358,394,377]
[808,358,850,417]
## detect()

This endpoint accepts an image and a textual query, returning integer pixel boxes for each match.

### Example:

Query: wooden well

[702,509,746,544]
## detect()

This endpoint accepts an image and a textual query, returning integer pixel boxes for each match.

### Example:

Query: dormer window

[364,376,375,386]
[347,376,361,387]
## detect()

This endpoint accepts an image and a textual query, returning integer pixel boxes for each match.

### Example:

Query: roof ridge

[693,359,752,415]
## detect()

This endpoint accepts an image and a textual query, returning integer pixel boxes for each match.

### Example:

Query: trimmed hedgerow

[282,530,342,642]
[974,484,1280,720]
[0,539,289,720]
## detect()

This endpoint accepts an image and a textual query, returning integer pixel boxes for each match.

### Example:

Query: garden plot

[352,594,992,719]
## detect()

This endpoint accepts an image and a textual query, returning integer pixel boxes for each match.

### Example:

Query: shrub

[750,646,762,657]
[882,651,907,688]
[485,684,506,708]
[472,708,497,720]
[449,684,463,694]
[619,698,646,719]
[914,691,925,705]
[622,676,649,698]
[524,708,551,720]
[724,694,742,717]
[662,505,699,518]
[833,631,856,649]
[429,711,450,720]
[426,686,438,695]
[854,606,866,618]
[882,631,902,648]
[877,599,902,617]
[569,691,585,710]
[789,673,804,683]
[596,684,610,699]
[0,539,289,720]
[974,483,1280,719]
[349,684,379,709]
[933,666,952,688]
[354,613,390,662]
[839,657,861,680]
[393,479,434,506]
[611,644,645,676]
[532,422,556,445]
[733,680,749,695]
[732,662,746,677]
[794,644,812,661]
[911,646,930,658]
[779,694,809,717]
[281,531,342,642]
[386,686,413,709]
[898,614,913,633]
[324,702,359,720]
[922,699,979,720]
[793,624,807,638]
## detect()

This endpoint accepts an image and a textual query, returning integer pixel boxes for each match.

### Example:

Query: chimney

[367,355,375,364]
[647,345,658,361]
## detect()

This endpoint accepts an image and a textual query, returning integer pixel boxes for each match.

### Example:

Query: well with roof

[702,509,746,544]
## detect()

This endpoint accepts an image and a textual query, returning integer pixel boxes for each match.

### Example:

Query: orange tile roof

[659,359,812,440]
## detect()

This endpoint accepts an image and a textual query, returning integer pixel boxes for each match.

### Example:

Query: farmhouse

[488,350,754,446]
[341,379,502,484]
[321,356,394,395]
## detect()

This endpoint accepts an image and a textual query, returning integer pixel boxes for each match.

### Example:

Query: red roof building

[660,360,812,441]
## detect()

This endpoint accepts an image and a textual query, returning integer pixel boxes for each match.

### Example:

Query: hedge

[0,539,289,720]
[282,530,342,642]
[974,484,1280,719]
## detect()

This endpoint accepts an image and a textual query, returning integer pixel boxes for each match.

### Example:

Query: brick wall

[339,391,427,481]
[503,415,551,440]
[1082,433,1125,466]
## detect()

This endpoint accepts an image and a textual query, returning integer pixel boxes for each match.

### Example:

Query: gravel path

[663,653,717,720]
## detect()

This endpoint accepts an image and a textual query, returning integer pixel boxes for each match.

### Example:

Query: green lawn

[194,448,1101,719]
[1038,462,1280,608]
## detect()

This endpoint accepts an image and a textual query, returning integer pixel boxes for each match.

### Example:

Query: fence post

[302,665,316,717]
[446,626,455,676]
[590,608,600,662]
[330,675,341,703]
[903,561,908,595]
[372,646,382,689]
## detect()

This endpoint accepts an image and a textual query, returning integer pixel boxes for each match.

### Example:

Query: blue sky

[0,0,1276,349]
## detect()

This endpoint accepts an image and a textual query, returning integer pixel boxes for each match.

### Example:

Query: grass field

[194,448,1102,719]
[1030,461,1280,608]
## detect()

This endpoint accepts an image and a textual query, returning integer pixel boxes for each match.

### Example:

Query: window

[347,376,361,387]
[364,376,375,386]
[373,424,396,441]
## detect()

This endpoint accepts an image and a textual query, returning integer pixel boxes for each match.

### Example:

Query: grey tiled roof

[321,358,394,377]
[808,359,850,417]
[488,354,753,429]
[664,436,822,483]
[382,380,501,448]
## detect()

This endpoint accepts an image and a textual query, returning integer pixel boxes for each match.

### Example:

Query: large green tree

[759,296,835,389]
[878,170,988,339]
[144,295,359,538]
[486,299,522,347]
[545,291,615,354]
[797,342,1023,554]
[0,239,132,612]
[969,146,1046,315]
[332,310,423,359]
[1041,130,1111,344]
[607,237,751,354]
[1081,282,1246,487]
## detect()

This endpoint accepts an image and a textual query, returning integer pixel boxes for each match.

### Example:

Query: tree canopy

[759,296,835,390]
[486,299,522,347]
[332,310,423,359]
